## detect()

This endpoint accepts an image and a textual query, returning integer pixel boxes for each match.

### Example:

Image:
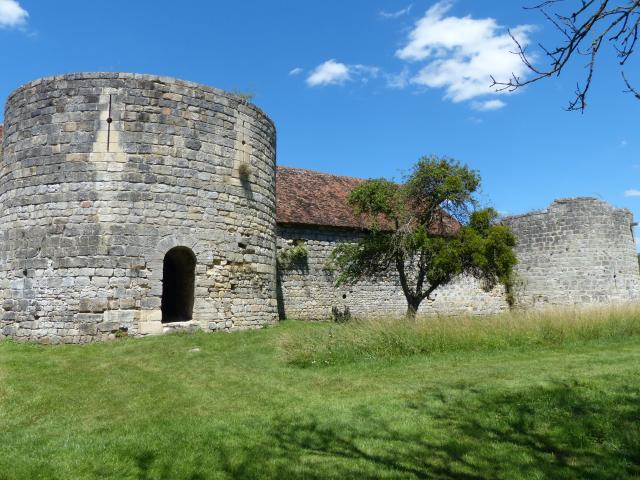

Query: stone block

[139,309,162,322]
[97,322,121,333]
[79,297,109,313]
[103,310,137,324]
[138,321,163,335]
[76,313,103,323]
[79,323,98,335]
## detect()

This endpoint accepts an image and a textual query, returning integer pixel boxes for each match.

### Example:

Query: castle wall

[276,225,508,320]
[1,74,639,343]
[0,73,278,343]
[504,197,640,307]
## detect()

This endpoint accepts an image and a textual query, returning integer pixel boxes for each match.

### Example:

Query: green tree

[331,156,517,318]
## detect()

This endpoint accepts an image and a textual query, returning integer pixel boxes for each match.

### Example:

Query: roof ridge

[276,165,365,182]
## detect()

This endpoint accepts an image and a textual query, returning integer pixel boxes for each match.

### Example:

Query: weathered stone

[0,72,278,343]
[276,198,640,319]
[76,313,103,324]
[503,198,640,307]
[138,321,163,335]
[276,225,507,320]
[97,322,121,333]
[139,309,162,323]
[78,323,98,335]
[103,310,136,323]
[79,298,108,313]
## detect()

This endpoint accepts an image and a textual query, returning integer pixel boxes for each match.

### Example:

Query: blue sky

[1,0,639,219]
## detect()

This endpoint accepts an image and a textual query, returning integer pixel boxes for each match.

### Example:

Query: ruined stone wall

[504,197,640,308]
[0,73,278,343]
[276,225,508,320]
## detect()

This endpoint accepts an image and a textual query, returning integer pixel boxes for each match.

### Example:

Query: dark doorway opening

[161,247,196,323]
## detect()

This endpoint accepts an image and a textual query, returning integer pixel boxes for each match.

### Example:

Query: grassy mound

[280,305,640,366]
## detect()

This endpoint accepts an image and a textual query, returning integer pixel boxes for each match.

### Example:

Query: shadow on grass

[125,382,640,479]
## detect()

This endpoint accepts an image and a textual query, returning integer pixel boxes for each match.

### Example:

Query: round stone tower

[0,73,278,342]
[504,197,640,308]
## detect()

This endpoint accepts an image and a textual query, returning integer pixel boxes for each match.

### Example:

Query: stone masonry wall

[2,75,639,343]
[0,73,278,343]
[504,197,640,307]
[276,225,508,320]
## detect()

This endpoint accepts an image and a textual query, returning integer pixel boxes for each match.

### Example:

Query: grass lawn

[1,320,640,479]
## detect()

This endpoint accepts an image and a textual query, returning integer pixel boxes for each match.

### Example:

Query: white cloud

[386,68,411,89]
[472,99,506,111]
[289,67,304,76]
[306,60,379,87]
[352,64,380,83]
[395,1,534,104]
[380,4,412,19]
[307,60,351,86]
[620,139,628,148]
[0,0,28,28]
[624,189,640,197]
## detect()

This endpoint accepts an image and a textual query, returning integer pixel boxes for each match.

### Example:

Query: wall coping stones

[5,72,275,133]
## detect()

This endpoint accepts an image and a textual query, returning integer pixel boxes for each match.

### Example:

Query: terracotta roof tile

[276,166,370,229]
[275,166,460,234]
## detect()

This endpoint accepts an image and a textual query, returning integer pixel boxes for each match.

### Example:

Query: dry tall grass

[280,305,640,367]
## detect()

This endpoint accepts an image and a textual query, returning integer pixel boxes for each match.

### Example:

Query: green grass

[1,319,640,479]
[280,306,640,366]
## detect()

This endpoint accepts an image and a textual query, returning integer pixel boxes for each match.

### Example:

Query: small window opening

[161,247,196,323]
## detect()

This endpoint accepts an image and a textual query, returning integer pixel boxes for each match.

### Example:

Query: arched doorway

[161,247,196,323]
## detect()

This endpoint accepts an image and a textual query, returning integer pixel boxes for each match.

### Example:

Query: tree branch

[491,0,640,111]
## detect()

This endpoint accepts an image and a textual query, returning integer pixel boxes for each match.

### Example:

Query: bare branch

[623,71,640,97]
[491,0,640,111]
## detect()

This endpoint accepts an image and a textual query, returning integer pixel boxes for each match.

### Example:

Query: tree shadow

[131,450,206,480]
[121,381,640,479]
[407,380,640,479]
[262,381,640,479]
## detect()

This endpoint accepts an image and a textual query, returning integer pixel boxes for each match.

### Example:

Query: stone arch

[145,235,208,320]
[161,247,197,323]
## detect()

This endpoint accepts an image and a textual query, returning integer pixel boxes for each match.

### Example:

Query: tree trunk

[405,299,421,319]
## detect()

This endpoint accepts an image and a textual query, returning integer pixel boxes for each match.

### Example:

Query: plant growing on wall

[238,162,252,180]
[330,156,517,318]
[230,89,256,103]
[277,240,308,269]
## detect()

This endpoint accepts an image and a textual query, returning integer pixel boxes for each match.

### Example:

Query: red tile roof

[275,166,460,234]
[276,166,371,229]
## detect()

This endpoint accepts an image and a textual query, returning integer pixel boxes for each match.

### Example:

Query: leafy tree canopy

[330,156,517,318]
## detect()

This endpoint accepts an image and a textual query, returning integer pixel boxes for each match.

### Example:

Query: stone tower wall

[0,73,278,343]
[504,197,640,307]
